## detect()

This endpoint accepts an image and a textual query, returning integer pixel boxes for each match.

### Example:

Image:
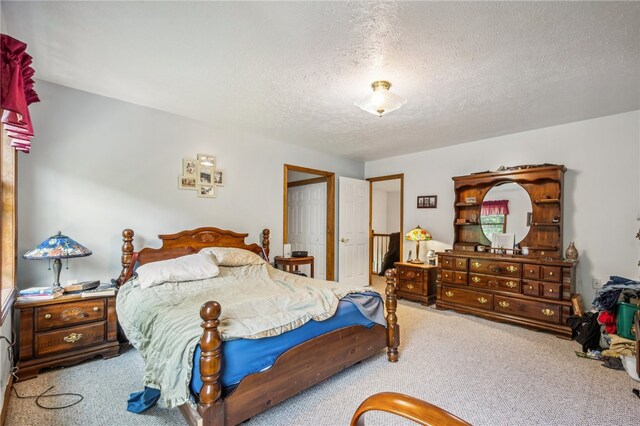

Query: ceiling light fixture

[355,80,406,117]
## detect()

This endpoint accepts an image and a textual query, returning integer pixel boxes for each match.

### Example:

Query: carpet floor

[6,276,639,425]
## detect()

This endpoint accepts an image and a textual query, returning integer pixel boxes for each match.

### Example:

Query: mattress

[190,297,377,395]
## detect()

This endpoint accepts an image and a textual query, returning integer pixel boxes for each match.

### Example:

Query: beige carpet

[6,276,639,425]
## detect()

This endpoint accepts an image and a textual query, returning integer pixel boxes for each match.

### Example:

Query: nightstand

[274,256,315,278]
[14,293,120,381]
[394,262,437,306]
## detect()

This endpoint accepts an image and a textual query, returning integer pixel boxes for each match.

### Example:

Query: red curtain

[1,34,39,153]
[481,200,509,216]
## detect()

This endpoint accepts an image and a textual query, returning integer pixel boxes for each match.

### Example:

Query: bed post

[117,228,134,285]
[385,268,399,362]
[262,228,270,261]
[198,301,224,424]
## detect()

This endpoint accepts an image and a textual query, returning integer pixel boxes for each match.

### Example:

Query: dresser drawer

[398,267,424,282]
[35,321,106,357]
[454,258,468,271]
[441,269,455,284]
[35,299,106,331]
[469,274,520,293]
[493,296,561,324]
[397,279,422,295]
[523,281,541,296]
[440,256,454,269]
[454,271,468,285]
[469,259,520,277]
[441,286,493,310]
[542,282,562,300]
[523,265,540,280]
[541,266,561,282]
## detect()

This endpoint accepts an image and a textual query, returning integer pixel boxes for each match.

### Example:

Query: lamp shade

[23,231,92,260]
[405,226,432,241]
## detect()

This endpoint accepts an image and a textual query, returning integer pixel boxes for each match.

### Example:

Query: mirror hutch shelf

[436,165,577,338]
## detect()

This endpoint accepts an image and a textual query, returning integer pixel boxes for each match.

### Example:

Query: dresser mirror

[480,182,532,245]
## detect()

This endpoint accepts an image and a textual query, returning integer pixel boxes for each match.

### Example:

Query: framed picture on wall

[178,176,197,190]
[198,185,217,198]
[214,169,225,186]
[183,158,197,176]
[197,153,216,168]
[417,195,437,209]
[198,165,214,185]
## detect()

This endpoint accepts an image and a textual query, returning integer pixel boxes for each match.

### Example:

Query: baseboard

[0,373,13,426]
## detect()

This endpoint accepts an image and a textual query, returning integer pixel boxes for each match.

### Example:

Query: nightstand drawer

[36,299,106,331]
[35,321,106,357]
[398,267,424,282]
[397,280,422,295]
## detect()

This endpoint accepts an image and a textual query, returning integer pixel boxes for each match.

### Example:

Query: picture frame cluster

[179,154,225,198]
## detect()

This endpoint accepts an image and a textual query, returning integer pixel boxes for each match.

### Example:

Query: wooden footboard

[194,268,399,426]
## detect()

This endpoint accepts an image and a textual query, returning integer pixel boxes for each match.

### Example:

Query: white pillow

[199,247,265,266]
[136,252,220,289]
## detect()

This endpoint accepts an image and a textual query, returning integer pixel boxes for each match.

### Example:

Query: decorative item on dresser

[437,164,578,338]
[394,262,437,306]
[14,293,119,380]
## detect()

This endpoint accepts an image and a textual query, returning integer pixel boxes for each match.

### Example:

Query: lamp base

[408,259,425,264]
[52,258,62,287]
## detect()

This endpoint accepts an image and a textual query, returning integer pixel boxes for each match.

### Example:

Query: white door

[287,183,326,279]
[338,177,369,286]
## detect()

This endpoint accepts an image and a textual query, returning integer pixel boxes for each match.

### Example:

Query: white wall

[366,110,640,304]
[386,191,401,233]
[17,81,364,286]
[371,190,388,234]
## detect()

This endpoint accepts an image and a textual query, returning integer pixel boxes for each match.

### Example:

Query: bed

[114,227,399,426]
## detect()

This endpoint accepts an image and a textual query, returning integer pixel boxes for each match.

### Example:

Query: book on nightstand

[61,280,100,294]
[81,283,117,298]
[17,286,63,301]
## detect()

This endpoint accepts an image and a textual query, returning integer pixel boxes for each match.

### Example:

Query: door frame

[367,174,404,284]
[283,164,335,281]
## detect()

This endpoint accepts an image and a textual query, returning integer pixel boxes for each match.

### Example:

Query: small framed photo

[183,158,197,176]
[417,195,437,209]
[178,176,197,190]
[198,185,217,198]
[198,165,214,185]
[197,154,216,168]
[213,169,224,186]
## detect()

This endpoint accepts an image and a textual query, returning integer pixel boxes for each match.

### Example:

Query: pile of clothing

[572,276,639,373]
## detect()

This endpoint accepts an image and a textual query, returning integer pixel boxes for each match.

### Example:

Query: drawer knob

[529,269,534,273]
[63,333,83,343]
[477,297,488,304]
[44,313,52,319]
[489,265,502,273]
[471,276,481,283]
[93,306,100,312]
[506,266,518,273]
[445,291,454,298]
[471,262,481,268]
[406,283,415,290]
[498,301,509,308]
[505,281,517,289]
[529,286,534,290]
[541,309,555,317]
[549,272,554,276]
[548,289,554,293]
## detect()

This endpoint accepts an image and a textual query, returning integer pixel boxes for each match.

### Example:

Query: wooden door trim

[367,174,404,285]
[283,164,335,281]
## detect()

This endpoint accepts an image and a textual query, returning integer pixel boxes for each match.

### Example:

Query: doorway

[368,174,404,285]
[283,164,335,281]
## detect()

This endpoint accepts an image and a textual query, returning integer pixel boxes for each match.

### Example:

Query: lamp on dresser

[405,226,431,264]
[22,231,92,287]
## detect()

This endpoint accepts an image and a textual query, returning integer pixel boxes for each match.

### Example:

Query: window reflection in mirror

[480,182,532,244]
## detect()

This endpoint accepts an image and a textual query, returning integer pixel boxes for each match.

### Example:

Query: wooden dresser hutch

[436,165,577,338]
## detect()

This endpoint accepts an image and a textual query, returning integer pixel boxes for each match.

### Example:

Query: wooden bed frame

[115,227,399,426]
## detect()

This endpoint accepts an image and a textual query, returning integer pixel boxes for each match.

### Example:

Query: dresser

[15,293,120,380]
[394,262,437,306]
[437,252,576,338]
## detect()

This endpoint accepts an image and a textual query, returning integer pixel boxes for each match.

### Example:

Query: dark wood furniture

[636,312,639,378]
[351,392,471,426]
[394,262,437,306]
[453,164,565,258]
[115,227,399,426]
[14,293,119,380]
[437,165,577,338]
[273,255,314,278]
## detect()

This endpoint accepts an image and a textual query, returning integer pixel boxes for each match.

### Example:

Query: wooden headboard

[115,227,270,286]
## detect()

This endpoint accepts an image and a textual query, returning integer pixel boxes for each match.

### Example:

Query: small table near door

[394,262,437,306]
[274,256,315,278]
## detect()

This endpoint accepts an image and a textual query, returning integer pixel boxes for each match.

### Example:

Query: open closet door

[338,177,369,286]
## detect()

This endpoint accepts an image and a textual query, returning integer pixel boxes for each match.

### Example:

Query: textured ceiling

[3,1,639,161]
